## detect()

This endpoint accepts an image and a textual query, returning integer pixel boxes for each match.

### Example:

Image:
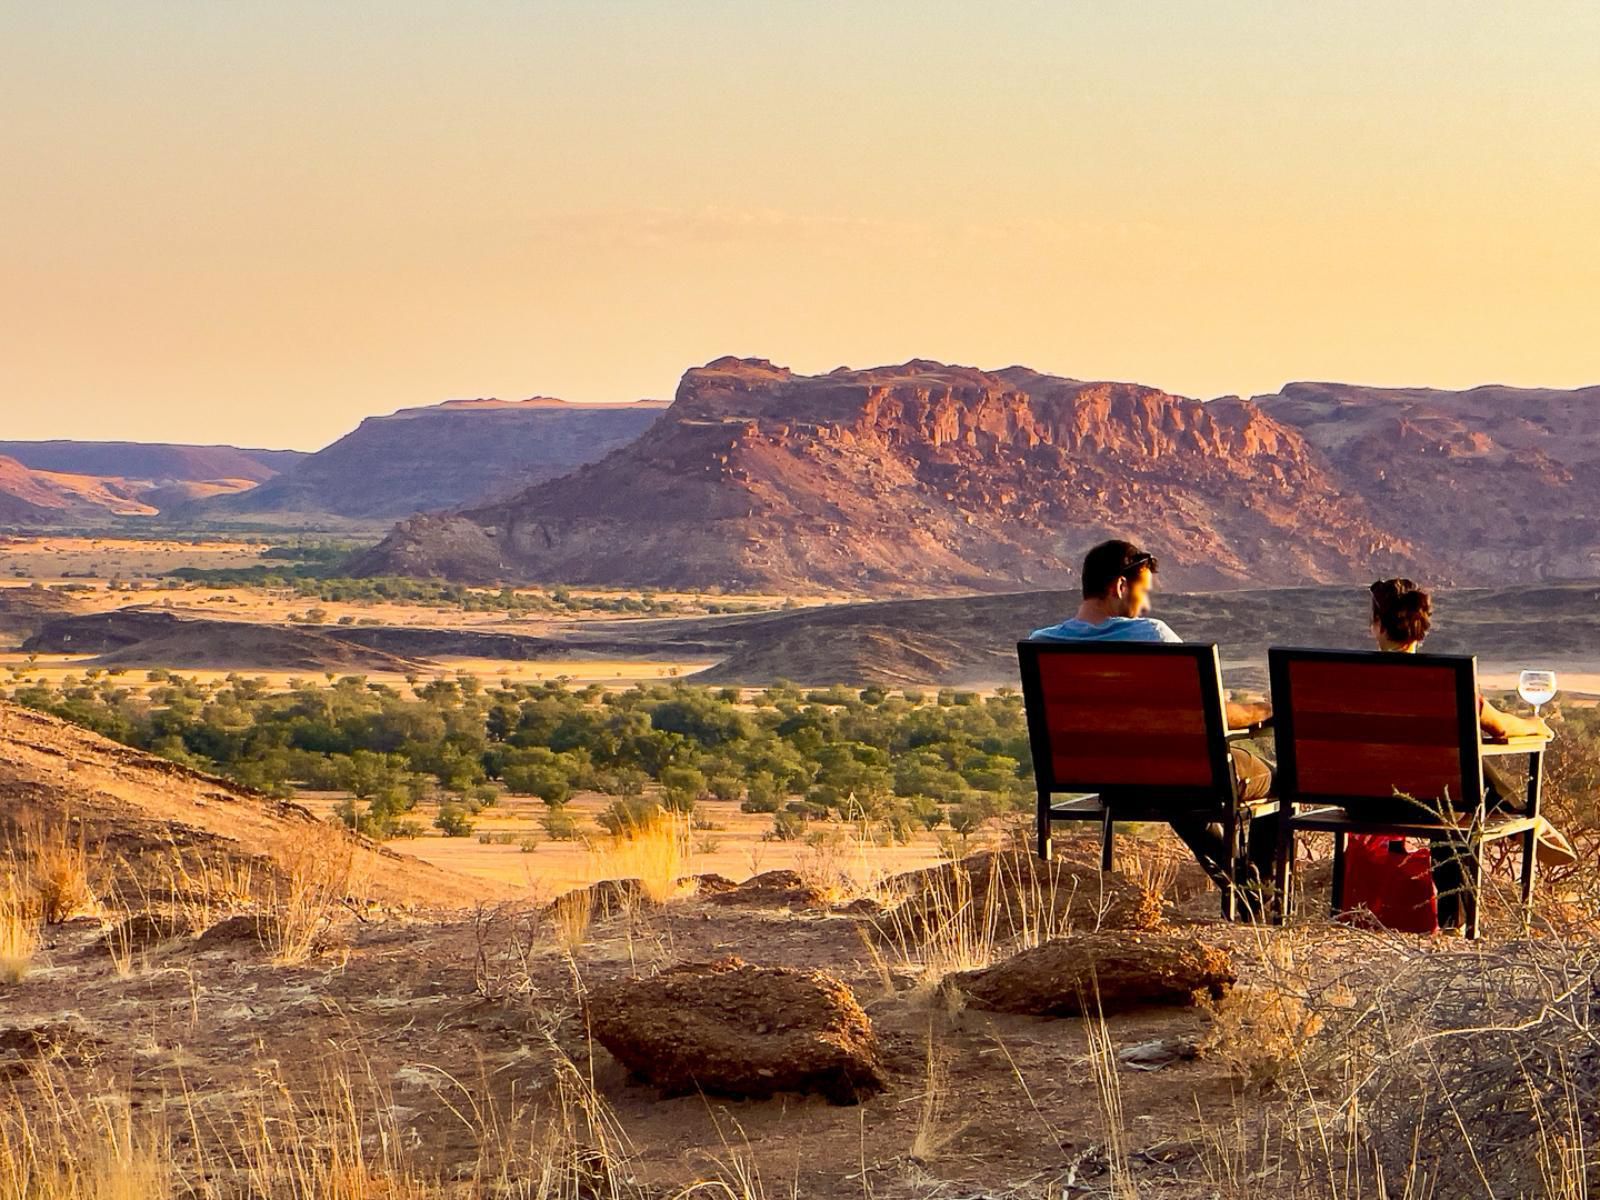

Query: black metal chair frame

[1268,647,1542,938]
[1018,639,1277,921]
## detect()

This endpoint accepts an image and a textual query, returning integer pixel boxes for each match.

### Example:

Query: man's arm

[1480,697,1552,741]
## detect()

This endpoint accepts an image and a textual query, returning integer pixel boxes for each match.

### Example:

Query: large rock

[880,846,1166,948]
[948,932,1235,1017]
[586,957,887,1104]
[707,869,831,910]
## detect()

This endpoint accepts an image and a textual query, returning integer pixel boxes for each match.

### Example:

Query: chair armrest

[1226,717,1274,740]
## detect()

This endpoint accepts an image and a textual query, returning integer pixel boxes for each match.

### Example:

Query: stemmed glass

[1518,669,1557,717]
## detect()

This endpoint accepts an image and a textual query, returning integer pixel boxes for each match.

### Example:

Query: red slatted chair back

[1268,648,1482,816]
[1018,641,1234,806]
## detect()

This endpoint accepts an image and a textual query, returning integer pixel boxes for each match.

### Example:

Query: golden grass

[908,1026,967,1163]
[548,888,594,955]
[588,812,692,906]
[12,817,98,925]
[161,848,257,933]
[0,1085,168,1200]
[0,879,39,984]
[870,859,1002,1002]
[264,820,357,965]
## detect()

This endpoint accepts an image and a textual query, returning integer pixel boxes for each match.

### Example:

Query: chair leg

[1100,810,1114,872]
[1464,846,1485,940]
[1521,827,1538,924]
[1223,810,1249,922]
[1036,792,1052,862]
[1273,815,1294,925]
[1330,831,1347,916]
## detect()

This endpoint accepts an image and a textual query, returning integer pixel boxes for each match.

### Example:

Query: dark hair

[1081,540,1158,599]
[1370,578,1432,646]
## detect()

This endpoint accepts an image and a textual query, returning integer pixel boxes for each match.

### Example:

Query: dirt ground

[3,828,1552,1199]
[296,789,960,897]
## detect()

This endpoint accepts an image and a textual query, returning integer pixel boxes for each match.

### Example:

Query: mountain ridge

[350,357,1420,593]
[186,395,668,526]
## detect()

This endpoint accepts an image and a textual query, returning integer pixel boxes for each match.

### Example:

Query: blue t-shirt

[1028,616,1183,644]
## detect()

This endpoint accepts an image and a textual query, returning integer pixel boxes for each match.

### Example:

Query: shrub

[771,810,806,841]
[596,795,661,836]
[434,805,475,838]
[541,809,581,841]
[502,763,571,805]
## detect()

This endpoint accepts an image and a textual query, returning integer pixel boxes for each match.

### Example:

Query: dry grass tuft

[0,879,39,984]
[265,820,356,965]
[548,888,594,955]
[11,817,98,924]
[1200,982,1325,1088]
[908,1025,967,1163]
[0,1085,168,1200]
[873,861,1001,1000]
[589,812,692,906]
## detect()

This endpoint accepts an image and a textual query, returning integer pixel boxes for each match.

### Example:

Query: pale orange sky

[3,2,1599,449]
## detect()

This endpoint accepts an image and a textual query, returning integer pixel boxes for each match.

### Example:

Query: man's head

[1080,539,1159,617]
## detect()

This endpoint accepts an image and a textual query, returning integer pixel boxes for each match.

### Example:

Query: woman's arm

[1480,697,1552,741]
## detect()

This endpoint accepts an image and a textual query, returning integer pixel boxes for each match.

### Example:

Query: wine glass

[1518,669,1557,717]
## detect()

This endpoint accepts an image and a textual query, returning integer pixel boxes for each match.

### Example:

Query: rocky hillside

[0,454,159,525]
[0,441,299,484]
[1257,381,1600,580]
[0,699,501,908]
[188,397,667,526]
[352,358,1417,593]
[0,442,302,525]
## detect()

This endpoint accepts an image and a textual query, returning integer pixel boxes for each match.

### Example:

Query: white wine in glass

[1518,669,1557,716]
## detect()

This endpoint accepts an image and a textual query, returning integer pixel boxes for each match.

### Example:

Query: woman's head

[1370,578,1432,651]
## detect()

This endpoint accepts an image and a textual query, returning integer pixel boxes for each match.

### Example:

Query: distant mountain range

[353,359,1600,594]
[350,358,1406,591]
[0,441,302,525]
[11,366,1600,595]
[181,397,667,525]
[0,399,664,529]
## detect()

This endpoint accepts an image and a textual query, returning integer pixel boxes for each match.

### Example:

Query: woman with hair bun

[1367,578,1572,929]
[1368,578,1551,744]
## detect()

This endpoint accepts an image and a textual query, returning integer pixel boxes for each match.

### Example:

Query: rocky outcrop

[1257,381,1600,582]
[883,846,1167,941]
[585,957,887,1104]
[947,933,1235,1017]
[192,397,666,525]
[707,869,832,909]
[353,358,1417,594]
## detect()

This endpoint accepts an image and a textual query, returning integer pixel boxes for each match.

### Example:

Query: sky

[3,1,1600,450]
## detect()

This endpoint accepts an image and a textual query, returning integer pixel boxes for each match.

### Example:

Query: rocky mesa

[188,396,667,526]
[351,358,1417,593]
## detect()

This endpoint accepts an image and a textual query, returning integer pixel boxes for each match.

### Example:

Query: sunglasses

[1121,552,1158,579]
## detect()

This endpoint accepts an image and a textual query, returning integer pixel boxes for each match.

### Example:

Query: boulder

[881,846,1165,947]
[947,932,1234,1017]
[708,870,830,910]
[586,956,887,1104]
[194,913,278,949]
[97,911,196,955]
[681,872,740,896]
[543,878,650,921]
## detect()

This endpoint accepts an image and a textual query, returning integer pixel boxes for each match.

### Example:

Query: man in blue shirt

[1030,539,1278,914]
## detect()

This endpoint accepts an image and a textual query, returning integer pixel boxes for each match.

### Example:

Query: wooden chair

[1267,647,1544,938]
[1017,640,1277,920]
